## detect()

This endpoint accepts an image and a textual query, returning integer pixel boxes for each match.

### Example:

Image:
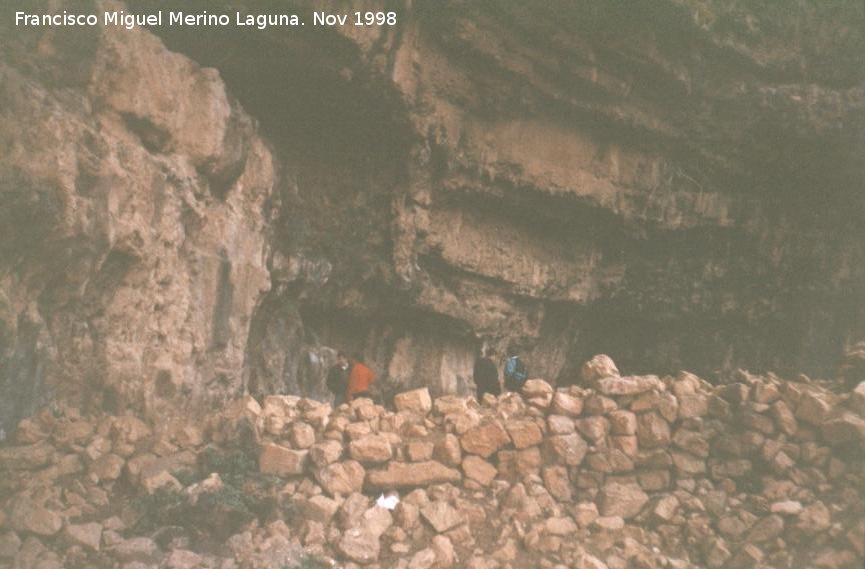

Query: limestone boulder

[338,527,380,564]
[64,522,102,551]
[462,455,498,486]
[505,420,543,449]
[581,355,620,384]
[110,536,161,563]
[349,434,393,464]
[259,443,307,476]
[821,413,865,444]
[796,391,832,425]
[298,495,340,524]
[636,412,671,448]
[309,439,343,467]
[406,440,435,462]
[315,460,366,496]
[851,381,865,415]
[366,461,461,490]
[547,415,576,435]
[498,447,543,478]
[432,535,456,568]
[289,422,316,449]
[0,443,53,471]
[542,465,572,502]
[609,410,637,435]
[460,420,511,458]
[434,434,462,466]
[772,400,798,435]
[551,392,583,416]
[522,379,554,407]
[597,375,665,396]
[599,482,649,519]
[394,388,433,414]
[545,434,588,466]
[421,501,466,533]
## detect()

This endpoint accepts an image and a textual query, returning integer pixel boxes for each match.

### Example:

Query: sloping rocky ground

[1,356,863,569]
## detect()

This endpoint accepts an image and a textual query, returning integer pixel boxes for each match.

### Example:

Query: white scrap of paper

[376,492,400,510]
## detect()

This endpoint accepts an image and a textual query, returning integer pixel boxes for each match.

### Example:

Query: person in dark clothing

[326,352,350,406]
[473,346,500,399]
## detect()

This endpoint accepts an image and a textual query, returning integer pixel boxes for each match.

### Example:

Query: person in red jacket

[347,353,376,401]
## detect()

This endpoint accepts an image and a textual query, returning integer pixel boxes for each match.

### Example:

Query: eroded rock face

[2,1,865,426]
[0,14,276,431]
[142,0,865,394]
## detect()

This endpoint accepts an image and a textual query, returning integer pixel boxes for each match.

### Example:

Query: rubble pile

[1,356,863,569]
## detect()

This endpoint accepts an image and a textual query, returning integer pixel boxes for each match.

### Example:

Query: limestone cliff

[151,0,865,391]
[0,8,278,432]
[1,0,864,431]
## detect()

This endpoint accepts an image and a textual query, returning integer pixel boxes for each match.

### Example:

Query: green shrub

[133,444,283,537]
[131,486,188,532]
[197,444,283,523]
[174,467,199,487]
[199,445,257,485]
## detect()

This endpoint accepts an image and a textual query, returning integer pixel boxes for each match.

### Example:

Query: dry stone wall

[0,356,863,569]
